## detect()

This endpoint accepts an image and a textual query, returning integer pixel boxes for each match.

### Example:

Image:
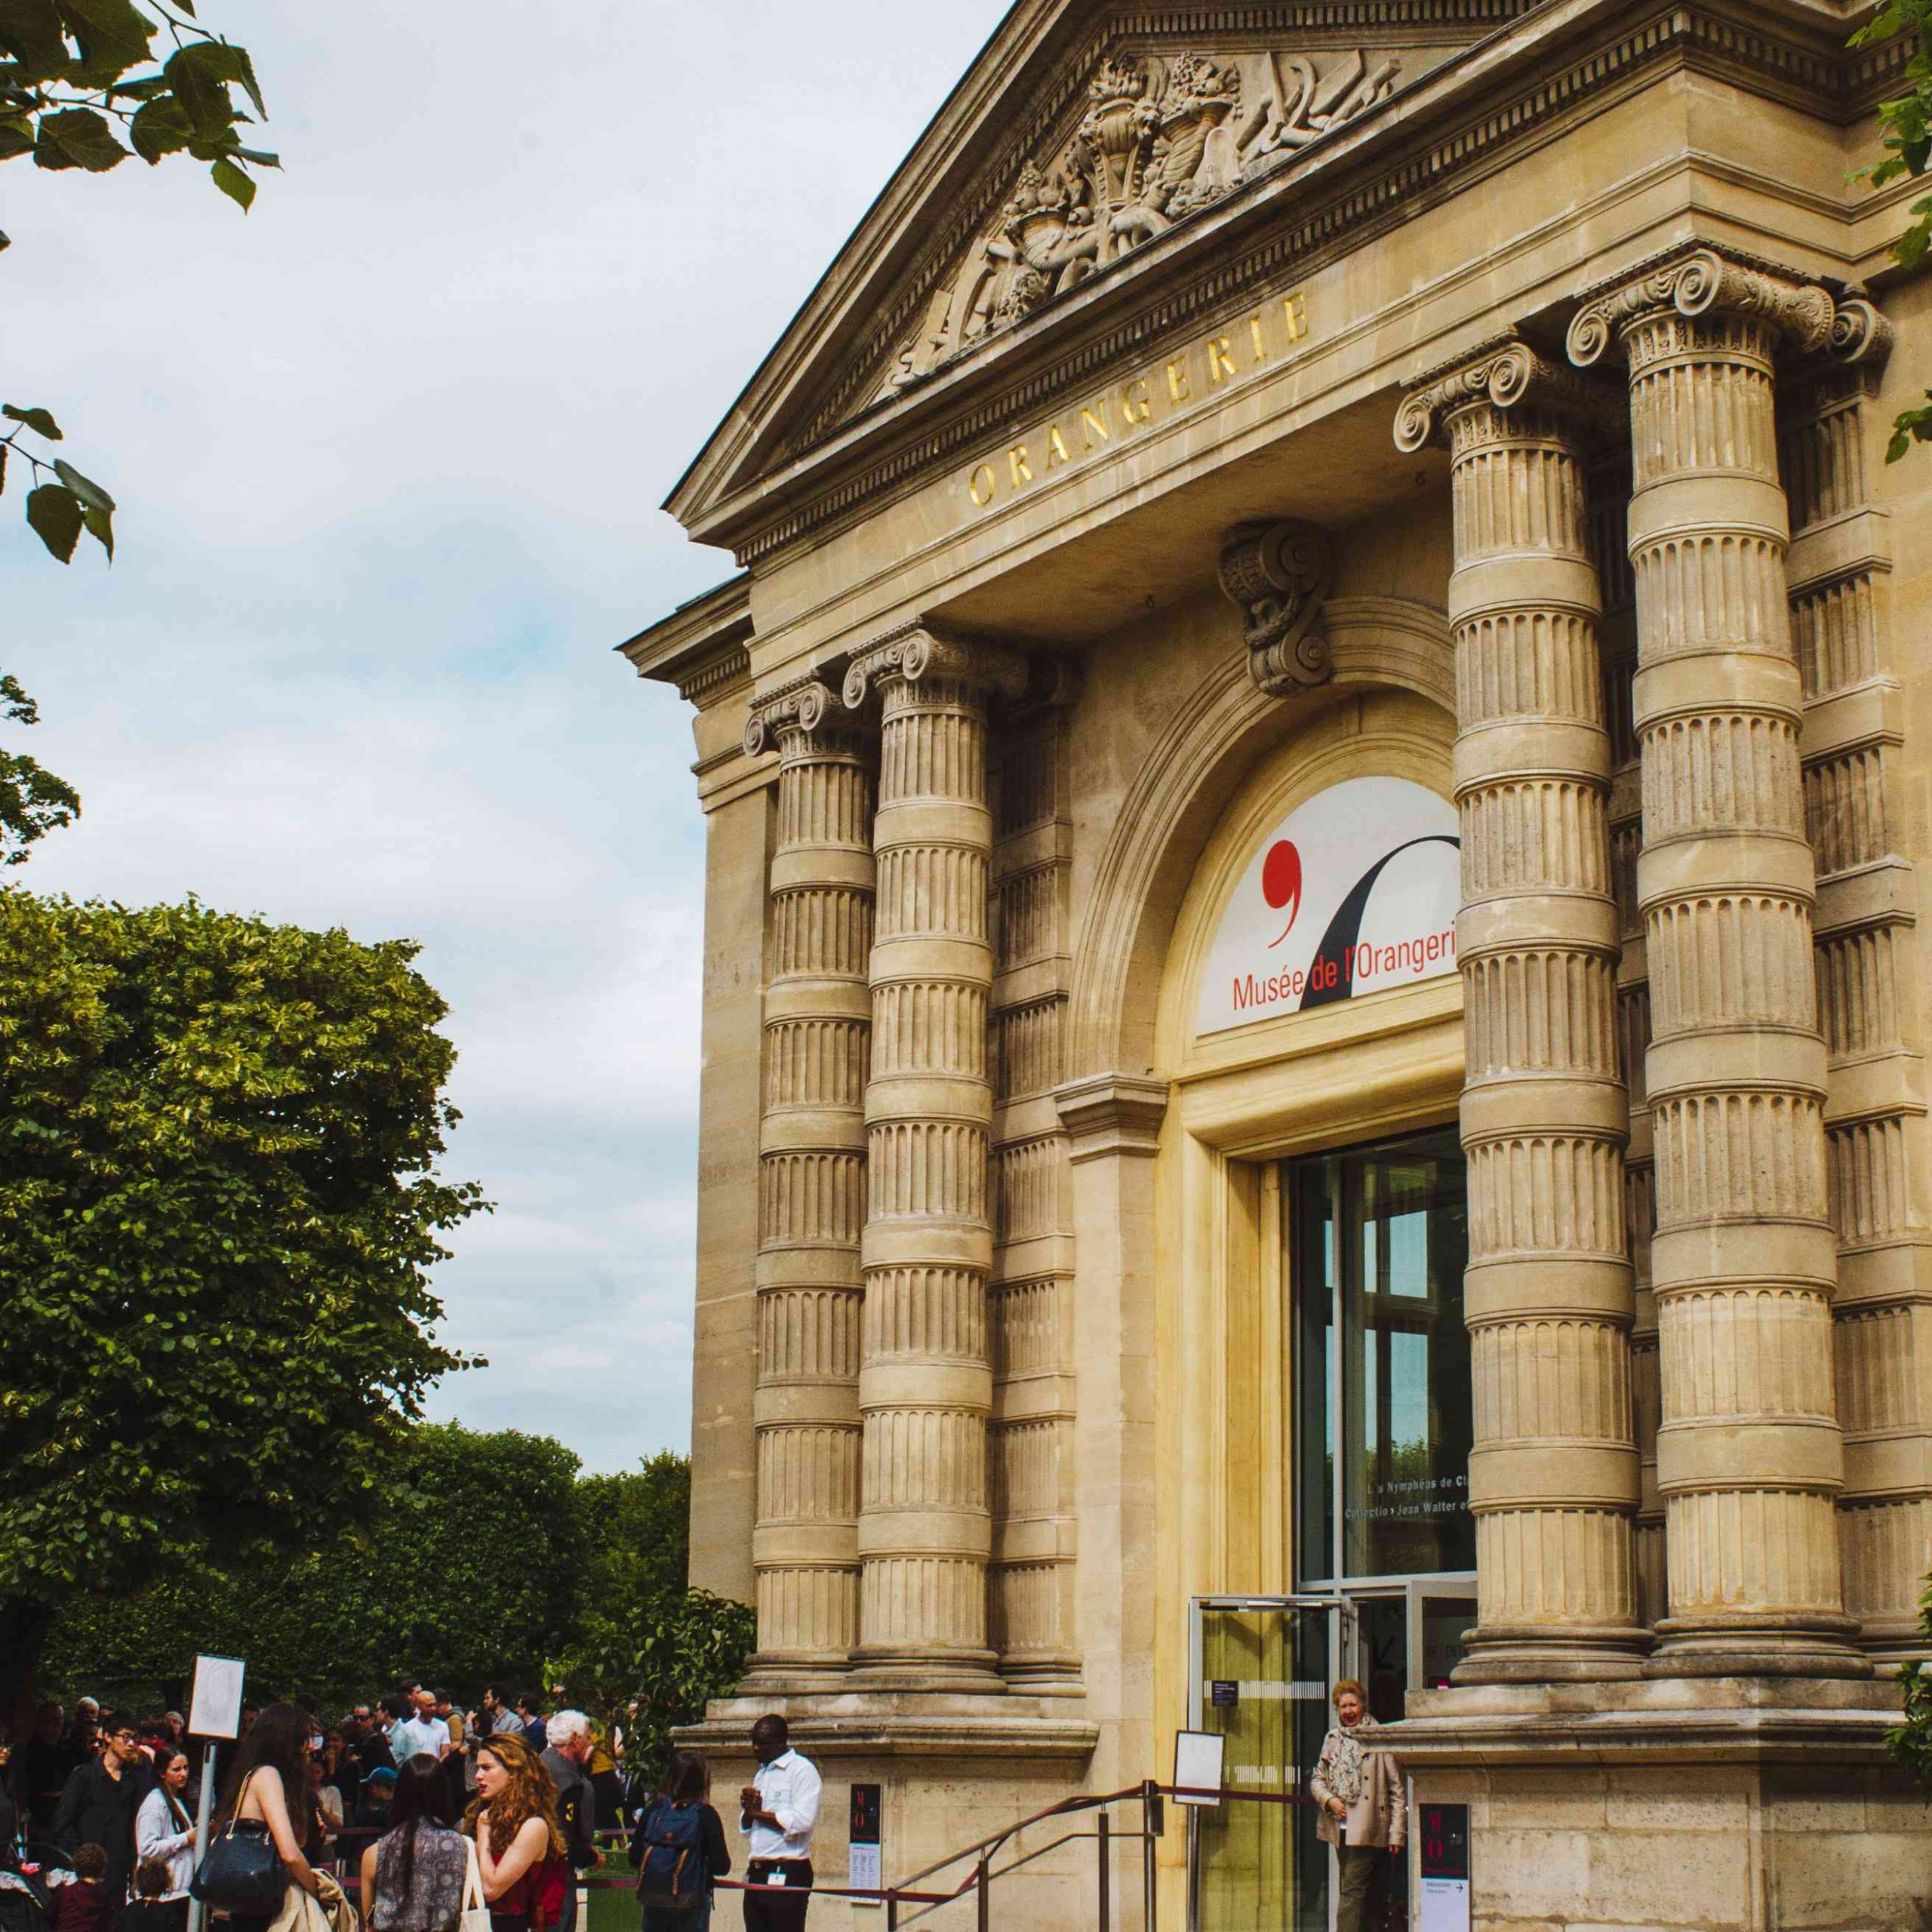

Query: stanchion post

[1140,1780,1161,1932]
[977,1852,991,1932]
[184,1743,217,1932]
[1097,1808,1112,1931]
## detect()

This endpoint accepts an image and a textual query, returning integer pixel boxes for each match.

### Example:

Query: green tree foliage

[1887,1631,1932,1786]
[1854,0,1932,460]
[39,1426,585,1712]
[35,1442,755,1779]
[0,672,79,862]
[0,891,485,1713]
[2,0,274,561]
[548,1454,755,1779]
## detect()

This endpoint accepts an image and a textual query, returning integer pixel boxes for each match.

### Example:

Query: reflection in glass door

[1292,1126,1475,1592]
[1189,1600,1331,1932]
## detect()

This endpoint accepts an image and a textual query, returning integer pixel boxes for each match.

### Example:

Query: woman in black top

[629,1755,728,1931]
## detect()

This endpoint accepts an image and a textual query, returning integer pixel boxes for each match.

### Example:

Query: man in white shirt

[389,1688,452,1764]
[737,1715,820,1930]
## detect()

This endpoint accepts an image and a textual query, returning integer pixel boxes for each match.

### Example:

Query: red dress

[489,1855,568,1931]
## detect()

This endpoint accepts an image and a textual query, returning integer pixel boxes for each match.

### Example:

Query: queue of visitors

[2,1696,816,1932]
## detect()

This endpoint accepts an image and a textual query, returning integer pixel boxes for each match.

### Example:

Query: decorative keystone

[1217,518,1335,697]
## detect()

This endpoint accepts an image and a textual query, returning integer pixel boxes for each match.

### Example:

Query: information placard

[187,1654,247,1740]
[1418,1801,1471,1932]
[1172,1729,1226,1806]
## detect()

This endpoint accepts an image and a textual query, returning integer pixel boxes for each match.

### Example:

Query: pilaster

[989,666,1082,1690]
[1776,311,1932,1666]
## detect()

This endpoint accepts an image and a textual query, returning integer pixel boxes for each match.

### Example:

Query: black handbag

[191,1774,286,1914]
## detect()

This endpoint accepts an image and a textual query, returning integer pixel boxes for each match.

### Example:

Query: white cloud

[5,0,1006,1471]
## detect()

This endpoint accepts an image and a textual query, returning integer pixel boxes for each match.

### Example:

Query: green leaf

[128,93,192,162]
[25,481,84,561]
[0,0,70,85]
[163,37,245,136]
[81,500,113,557]
[34,106,129,171]
[209,150,251,209]
[60,0,156,86]
[0,114,34,161]
[52,457,113,512]
[3,403,63,440]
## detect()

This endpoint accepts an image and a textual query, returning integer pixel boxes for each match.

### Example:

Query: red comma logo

[1262,838,1302,947]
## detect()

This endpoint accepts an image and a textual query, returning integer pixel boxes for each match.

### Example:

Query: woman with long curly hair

[463,1731,568,1932]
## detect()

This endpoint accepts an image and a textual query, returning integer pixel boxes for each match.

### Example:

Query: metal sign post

[183,1654,247,1932]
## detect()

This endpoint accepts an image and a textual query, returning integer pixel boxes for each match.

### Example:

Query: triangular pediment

[666,0,1534,546]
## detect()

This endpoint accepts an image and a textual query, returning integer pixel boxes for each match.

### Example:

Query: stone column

[741,680,873,1684]
[1396,341,1647,1679]
[1568,247,1867,1675]
[842,625,1027,1690]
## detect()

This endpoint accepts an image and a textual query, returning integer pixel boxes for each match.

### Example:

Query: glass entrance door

[1189,1598,1332,1932]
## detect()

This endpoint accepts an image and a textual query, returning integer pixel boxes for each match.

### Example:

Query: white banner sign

[188,1654,247,1740]
[1195,776,1459,1036]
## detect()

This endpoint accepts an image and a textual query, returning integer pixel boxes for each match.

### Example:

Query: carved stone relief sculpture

[880,44,1407,399]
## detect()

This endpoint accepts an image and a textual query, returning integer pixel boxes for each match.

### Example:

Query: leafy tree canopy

[36,1441,753,1786]
[0,891,485,1709]
[1854,0,1932,460]
[0,672,79,863]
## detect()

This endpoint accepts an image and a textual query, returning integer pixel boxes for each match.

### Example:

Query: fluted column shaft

[1570,248,1868,1677]
[844,628,1026,1690]
[1398,344,1645,1680]
[743,685,872,1684]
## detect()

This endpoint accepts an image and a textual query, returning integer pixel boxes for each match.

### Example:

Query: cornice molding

[693,1,1880,571]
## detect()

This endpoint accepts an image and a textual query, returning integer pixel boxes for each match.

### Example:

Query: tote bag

[460,1833,491,1932]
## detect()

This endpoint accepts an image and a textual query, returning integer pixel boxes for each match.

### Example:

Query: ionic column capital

[1216,518,1336,697]
[840,623,1028,711]
[1394,337,1609,452]
[1565,245,1841,367]
[743,676,869,760]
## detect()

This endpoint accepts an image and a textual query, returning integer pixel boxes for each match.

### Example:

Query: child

[52,1847,117,1932]
[118,1862,180,1932]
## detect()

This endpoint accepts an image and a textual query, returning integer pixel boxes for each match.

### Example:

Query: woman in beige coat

[1310,1678,1404,1932]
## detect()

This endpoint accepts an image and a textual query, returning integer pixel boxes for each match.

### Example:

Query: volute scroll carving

[743,677,855,759]
[1393,337,1610,451]
[840,624,1029,712]
[1217,518,1334,697]
[1565,245,1837,366]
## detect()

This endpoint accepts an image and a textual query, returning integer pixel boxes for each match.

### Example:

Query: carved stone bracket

[1566,245,1838,366]
[1217,518,1335,697]
[1054,1072,1170,1164]
[840,622,1029,710]
[742,675,857,758]
[1393,335,1611,451]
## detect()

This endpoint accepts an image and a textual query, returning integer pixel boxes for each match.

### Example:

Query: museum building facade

[624,2,1932,1924]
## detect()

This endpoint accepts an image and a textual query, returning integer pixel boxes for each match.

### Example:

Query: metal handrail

[562,1779,1320,1928]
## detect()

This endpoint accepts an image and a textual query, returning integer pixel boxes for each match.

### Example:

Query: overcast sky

[5,1,1006,1473]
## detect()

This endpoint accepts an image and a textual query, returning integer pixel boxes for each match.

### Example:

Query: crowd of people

[1,1693,822,1932]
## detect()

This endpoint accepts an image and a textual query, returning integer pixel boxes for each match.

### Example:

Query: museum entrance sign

[1195,776,1458,1035]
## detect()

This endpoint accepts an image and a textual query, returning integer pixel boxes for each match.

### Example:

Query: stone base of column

[1645,1614,1873,1682]
[675,1694,1098,1927]
[847,1647,1007,1696]
[1389,1679,1914,1932]
[1454,1624,1651,1686]
[738,1653,857,1694]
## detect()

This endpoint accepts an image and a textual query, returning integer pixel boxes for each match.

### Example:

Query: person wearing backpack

[630,1755,728,1931]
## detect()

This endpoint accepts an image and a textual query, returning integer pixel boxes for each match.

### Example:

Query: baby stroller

[0,1841,70,1932]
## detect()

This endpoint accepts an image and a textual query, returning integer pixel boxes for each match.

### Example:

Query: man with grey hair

[540,1709,601,1932]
